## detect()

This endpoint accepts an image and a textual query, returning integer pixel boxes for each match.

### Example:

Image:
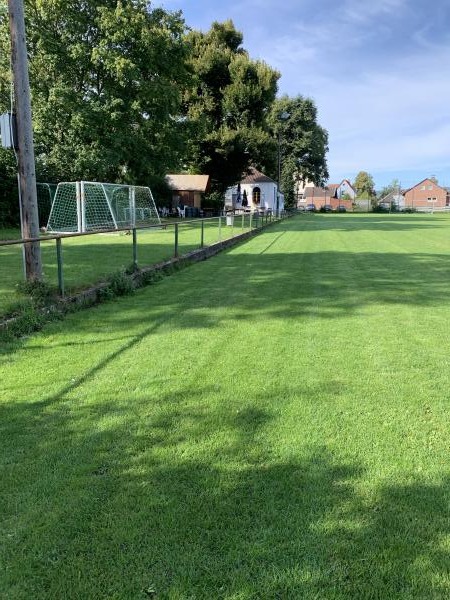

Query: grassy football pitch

[2,213,450,598]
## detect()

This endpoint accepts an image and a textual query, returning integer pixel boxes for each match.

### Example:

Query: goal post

[47,181,161,233]
[36,182,57,228]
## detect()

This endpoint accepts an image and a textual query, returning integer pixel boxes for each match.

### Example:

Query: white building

[225,167,284,213]
[329,179,356,200]
[295,177,314,203]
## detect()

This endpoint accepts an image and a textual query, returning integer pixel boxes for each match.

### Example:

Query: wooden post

[8,0,42,280]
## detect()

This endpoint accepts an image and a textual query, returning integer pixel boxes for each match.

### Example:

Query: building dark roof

[241,167,275,184]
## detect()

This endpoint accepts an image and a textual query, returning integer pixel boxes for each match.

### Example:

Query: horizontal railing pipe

[0,209,294,248]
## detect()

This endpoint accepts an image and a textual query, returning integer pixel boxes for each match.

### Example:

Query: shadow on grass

[3,246,450,360]
[4,216,450,595]
[1,385,449,598]
[3,235,450,378]
[78,248,450,337]
[2,212,440,316]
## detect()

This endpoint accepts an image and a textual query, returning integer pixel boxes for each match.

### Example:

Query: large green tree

[269,95,329,207]
[183,20,279,192]
[0,0,188,186]
[354,171,376,198]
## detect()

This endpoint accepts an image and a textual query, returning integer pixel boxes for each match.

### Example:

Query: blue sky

[157,0,450,189]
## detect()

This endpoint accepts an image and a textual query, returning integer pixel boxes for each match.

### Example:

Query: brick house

[403,178,450,210]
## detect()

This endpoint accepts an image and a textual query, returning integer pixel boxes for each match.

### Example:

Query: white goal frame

[47,181,161,233]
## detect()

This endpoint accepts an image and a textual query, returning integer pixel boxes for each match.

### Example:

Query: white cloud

[243,2,450,185]
[318,42,450,179]
[342,0,407,24]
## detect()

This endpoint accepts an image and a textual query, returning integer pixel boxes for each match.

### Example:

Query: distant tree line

[0,2,329,226]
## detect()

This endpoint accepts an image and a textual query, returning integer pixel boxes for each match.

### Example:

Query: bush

[17,279,57,305]
[97,269,135,302]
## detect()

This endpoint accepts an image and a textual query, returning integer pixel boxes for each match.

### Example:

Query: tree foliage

[1,0,188,185]
[182,20,279,192]
[0,7,330,221]
[378,178,400,199]
[268,95,329,207]
[0,149,18,227]
[353,171,375,198]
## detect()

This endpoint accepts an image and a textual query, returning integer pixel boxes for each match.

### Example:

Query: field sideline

[0,217,252,317]
[2,213,450,598]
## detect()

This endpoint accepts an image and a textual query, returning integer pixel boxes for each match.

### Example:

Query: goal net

[46,181,161,233]
[37,182,57,228]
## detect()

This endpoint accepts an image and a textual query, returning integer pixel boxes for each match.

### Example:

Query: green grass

[2,213,450,598]
[0,228,21,240]
[0,216,253,316]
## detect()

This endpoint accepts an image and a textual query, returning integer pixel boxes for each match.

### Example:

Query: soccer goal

[46,181,161,233]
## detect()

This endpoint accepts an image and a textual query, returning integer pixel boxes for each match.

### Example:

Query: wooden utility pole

[8,0,42,280]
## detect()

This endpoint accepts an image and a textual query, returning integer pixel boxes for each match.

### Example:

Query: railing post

[218,216,222,241]
[200,219,204,248]
[132,227,137,269]
[56,237,65,297]
[250,212,252,230]
[174,222,179,257]
[242,213,244,231]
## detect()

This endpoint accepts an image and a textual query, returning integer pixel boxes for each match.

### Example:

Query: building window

[428,185,433,190]
[253,187,261,205]
[421,186,426,190]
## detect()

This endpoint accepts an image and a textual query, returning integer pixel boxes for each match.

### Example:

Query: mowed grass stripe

[2,213,450,599]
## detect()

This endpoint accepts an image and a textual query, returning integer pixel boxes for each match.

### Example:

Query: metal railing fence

[0,210,288,302]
